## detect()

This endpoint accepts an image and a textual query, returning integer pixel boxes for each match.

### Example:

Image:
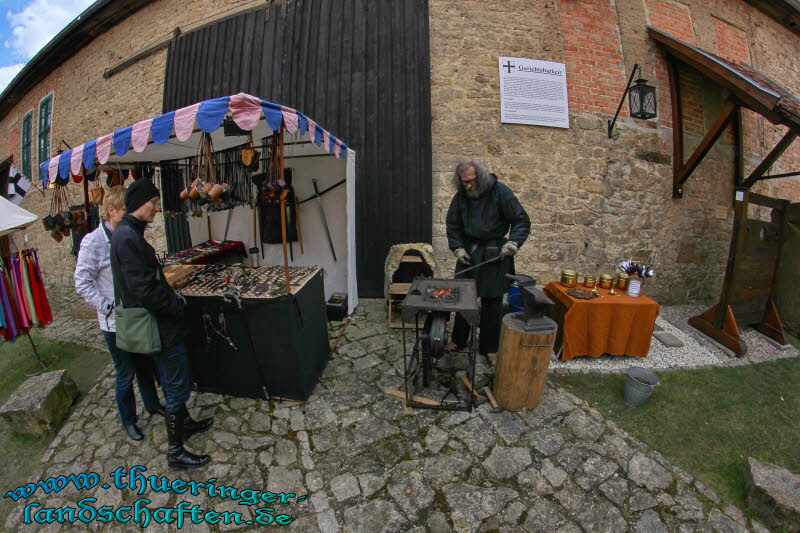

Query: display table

[543,281,659,360]
[182,266,330,400]
[164,240,247,266]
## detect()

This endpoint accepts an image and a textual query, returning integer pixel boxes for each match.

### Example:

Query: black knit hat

[124,178,160,213]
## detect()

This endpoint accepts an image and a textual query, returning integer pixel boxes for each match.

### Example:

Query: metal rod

[313,178,337,261]
[608,63,640,138]
[448,255,502,279]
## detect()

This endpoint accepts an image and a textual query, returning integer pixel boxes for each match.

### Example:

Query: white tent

[0,195,38,238]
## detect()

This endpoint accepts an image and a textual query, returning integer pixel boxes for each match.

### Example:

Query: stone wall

[429,0,800,305]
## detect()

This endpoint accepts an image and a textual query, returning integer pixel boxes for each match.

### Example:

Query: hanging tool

[448,254,502,279]
[312,178,337,261]
[279,126,291,294]
[223,206,234,241]
[295,200,304,254]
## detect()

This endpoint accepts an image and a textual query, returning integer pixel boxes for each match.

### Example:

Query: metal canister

[599,274,613,289]
[561,269,577,287]
[617,273,629,290]
[583,275,596,289]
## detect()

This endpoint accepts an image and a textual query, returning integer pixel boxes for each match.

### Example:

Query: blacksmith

[110,178,213,469]
[446,159,531,359]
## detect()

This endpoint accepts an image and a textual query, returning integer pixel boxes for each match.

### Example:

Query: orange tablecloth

[543,281,660,360]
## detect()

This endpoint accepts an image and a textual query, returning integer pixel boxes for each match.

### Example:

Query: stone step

[654,331,684,348]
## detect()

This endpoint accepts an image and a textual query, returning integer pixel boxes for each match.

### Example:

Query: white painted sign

[499,57,569,128]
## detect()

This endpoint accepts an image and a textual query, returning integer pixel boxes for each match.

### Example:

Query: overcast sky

[0,0,94,92]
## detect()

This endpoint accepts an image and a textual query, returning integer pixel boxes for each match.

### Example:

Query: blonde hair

[102,186,126,221]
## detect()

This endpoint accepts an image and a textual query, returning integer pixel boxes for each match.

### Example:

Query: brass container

[583,275,596,289]
[598,274,613,289]
[561,269,577,287]
[617,273,629,290]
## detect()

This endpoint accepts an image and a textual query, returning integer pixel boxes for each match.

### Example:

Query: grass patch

[552,358,800,513]
[0,335,108,525]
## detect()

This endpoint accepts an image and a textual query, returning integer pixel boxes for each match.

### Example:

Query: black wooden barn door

[162,0,433,297]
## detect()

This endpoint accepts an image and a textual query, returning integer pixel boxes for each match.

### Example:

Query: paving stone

[541,459,568,488]
[707,508,749,533]
[563,409,605,441]
[634,509,669,533]
[575,499,628,532]
[654,331,685,347]
[573,453,618,490]
[343,500,407,533]
[425,425,449,454]
[442,483,518,533]
[387,471,435,517]
[357,473,386,498]
[628,452,673,491]
[428,510,453,533]
[526,426,567,456]
[423,454,473,484]
[628,488,658,512]
[483,446,532,479]
[331,472,360,501]
[274,438,298,466]
[598,476,628,506]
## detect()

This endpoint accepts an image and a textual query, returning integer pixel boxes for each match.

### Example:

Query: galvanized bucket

[624,367,660,407]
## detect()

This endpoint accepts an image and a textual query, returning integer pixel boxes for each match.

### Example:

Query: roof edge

[0,0,152,122]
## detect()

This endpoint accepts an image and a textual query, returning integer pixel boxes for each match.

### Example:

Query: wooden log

[331,318,352,352]
[688,305,747,356]
[493,314,556,411]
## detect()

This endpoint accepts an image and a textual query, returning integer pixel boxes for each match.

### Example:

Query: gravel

[548,304,799,374]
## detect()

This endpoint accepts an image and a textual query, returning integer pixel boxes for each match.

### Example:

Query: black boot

[166,410,210,469]
[184,407,214,440]
[148,405,167,417]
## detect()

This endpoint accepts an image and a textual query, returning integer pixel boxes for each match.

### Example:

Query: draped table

[543,281,660,360]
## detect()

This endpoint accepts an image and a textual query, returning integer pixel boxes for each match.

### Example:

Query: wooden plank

[668,57,684,198]
[733,105,744,188]
[389,283,412,294]
[748,192,790,211]
[386,388,441,407]
[688,305,747,356]
[716,188,749,327]
[742,130,799,189]
[676,99,737,189]
[401,255,423,262]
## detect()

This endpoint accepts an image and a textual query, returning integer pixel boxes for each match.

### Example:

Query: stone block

[0,370,79,436]
[654,331,684,348]
[744,457,800,532]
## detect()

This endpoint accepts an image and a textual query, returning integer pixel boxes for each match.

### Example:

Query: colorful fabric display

[0,249,53,342]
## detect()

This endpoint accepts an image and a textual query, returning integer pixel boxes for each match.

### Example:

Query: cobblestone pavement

[7,287,773,532]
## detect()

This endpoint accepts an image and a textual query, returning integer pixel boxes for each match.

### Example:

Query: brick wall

[556,0,627,116]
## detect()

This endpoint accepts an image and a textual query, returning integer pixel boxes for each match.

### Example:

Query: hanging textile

[0,249,53,342]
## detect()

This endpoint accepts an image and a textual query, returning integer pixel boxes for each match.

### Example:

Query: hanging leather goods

[294,200,303,254]
[278,127,291,294]
[91,173,105,205]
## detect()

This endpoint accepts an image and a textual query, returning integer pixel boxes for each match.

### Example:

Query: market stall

[37,93,357,399]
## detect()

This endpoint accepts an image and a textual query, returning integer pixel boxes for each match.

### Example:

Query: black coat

[446,174,531,297]
[110,214,186,350]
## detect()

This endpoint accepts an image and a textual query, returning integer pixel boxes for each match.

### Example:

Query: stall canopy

[0,195,38,238]
[38,93,358,312]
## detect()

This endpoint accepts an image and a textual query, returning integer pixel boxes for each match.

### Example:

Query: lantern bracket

[607,64,657,138]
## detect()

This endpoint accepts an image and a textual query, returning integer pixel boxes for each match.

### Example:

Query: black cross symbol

[502,61,514,73]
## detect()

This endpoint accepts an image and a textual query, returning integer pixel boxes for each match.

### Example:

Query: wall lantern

[607,64,658,138]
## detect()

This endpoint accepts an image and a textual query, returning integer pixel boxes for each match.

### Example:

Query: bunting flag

[38,93,347,177]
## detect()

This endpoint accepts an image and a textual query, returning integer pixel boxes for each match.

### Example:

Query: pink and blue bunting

[39,93,347,188]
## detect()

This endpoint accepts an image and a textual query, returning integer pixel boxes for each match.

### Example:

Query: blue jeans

[151,343,192,413]
[102,331,163,425]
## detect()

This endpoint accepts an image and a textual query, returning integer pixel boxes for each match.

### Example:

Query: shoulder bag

[114,270,162,354]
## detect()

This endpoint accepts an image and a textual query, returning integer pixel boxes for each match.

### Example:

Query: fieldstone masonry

[0,369,78,436]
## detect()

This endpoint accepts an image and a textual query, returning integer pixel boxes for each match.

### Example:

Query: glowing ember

[424,287,460,303]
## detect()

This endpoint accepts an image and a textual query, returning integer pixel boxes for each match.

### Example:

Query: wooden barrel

[493,313,557,411]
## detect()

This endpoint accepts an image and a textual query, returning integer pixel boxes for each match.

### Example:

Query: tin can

[599,274,613,289]
[561,269,577,287]
[583,275,596,289]
[617,273,629,290]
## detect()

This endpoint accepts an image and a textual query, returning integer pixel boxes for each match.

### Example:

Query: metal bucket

[624,367,660,407]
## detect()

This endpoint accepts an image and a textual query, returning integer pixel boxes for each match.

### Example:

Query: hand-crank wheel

[420,311,448,386]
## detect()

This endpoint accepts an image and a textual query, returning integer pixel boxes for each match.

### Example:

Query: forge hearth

[402,277,479,325]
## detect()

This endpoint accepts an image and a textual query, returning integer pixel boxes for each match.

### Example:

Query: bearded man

[445,159,531,360]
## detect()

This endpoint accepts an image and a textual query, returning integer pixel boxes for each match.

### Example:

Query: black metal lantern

[608,64,658,137]
[629,77,657,120]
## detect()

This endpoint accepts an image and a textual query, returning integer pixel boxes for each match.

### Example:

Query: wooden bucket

[493,313,557,411]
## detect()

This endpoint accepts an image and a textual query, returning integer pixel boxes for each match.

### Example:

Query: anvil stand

[401,311,477,412]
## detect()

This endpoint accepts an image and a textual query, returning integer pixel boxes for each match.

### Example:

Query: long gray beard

[465,188,482,199]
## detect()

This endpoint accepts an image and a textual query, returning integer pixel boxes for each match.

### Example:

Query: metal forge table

[400,277,480,411]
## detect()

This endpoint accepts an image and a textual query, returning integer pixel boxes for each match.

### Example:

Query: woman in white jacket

[74,186,164,441]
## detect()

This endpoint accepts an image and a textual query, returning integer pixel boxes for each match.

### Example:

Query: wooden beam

[689,305,747,356]
[715,187,749,328]
[733,105,744,188]
[675,99,737,194]
[742,129,799,189]
[761,170,800,180]
[668,57,685,198]
[748,192,790,211]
